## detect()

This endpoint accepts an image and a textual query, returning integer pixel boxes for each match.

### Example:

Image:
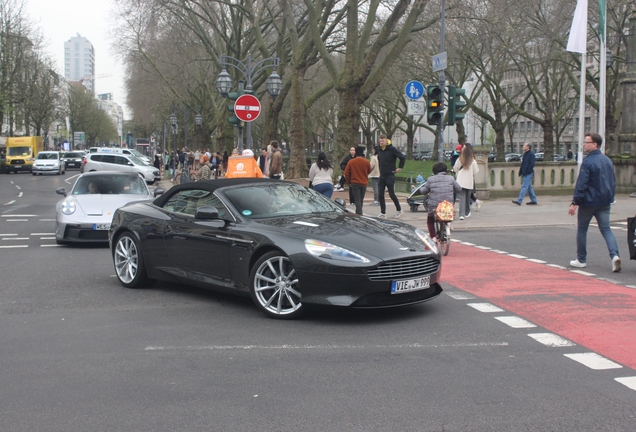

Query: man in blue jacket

[568,133,621,272]
[512,142,538,205]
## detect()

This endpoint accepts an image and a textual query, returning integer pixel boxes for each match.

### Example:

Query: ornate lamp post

[215,54,283,152]
[170,106,202,153]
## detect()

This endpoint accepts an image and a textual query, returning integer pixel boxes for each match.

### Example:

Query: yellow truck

[5,136,44,173]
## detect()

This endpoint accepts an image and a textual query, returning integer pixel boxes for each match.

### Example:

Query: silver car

[32,151,65,175]
[83,153,160,184]
[55,172,163,244]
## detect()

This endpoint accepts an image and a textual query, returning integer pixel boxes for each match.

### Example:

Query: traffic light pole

[437,0,446,163]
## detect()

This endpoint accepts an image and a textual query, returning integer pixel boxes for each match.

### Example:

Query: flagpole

[578,53,586,175]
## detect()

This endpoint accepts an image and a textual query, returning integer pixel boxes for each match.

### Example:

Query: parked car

[504,153,522,162]
[553,154,567,161]
[32,151,65,175]
[535,152,544,162]
[62,151,85,169]
[82,153,160,184]
[108,178,443,319]
[488,153,497,162]
[55,172,163,245]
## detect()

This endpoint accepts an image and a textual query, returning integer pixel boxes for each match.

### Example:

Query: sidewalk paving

[154,177,635,232]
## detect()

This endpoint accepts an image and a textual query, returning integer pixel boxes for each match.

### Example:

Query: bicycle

[434,218,451,256]
[177,159,195,184]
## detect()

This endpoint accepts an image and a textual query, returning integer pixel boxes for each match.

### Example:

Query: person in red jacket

[344,146,372,215]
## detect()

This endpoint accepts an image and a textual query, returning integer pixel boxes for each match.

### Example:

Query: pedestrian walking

[369,147,380,206]
[337,147,356,206]
[194,149,201,170]
[309,151,334,198]
[513,142,538,205]
[453,143,479,220]
[259,148,269,177]
[197,155,213,181]
[377,134,406,219]
[344,146,372,215]
[419,162,462,240]
[568,132,621,272]
[269,141,283,179]
[222,150,229,176]
[169,152,176,182]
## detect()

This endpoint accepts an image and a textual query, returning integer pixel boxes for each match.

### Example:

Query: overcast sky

[26,0,129,118]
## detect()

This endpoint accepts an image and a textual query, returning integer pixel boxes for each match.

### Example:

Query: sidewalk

[154,178,635,231]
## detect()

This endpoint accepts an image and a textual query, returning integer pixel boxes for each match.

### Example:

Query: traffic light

[426,85,444,125]
[227,89,244,126]
[447,85,467,125]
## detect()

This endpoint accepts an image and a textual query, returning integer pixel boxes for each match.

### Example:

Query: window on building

[535,122,539,133]
[514,122,518,133]
[520,122,525,133]
[585,117,591,132]
[568,119,573,134]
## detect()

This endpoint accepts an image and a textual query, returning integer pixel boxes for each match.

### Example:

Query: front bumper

[33,165,60,173]
[56,219,111,243]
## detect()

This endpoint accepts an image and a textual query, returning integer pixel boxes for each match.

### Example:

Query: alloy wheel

[114,235,139,284]
[253,255,302,317]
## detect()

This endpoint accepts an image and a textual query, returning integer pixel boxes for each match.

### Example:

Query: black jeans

[350,184,367,215]
[378,174,401,214]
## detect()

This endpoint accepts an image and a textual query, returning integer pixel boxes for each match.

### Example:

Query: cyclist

[418,162,462,241]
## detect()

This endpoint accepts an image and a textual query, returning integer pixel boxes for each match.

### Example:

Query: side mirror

[127,161,134,166]
[195,206,220,220]
[153,188,165,197]
[56,187,67,197]
[334,198,346,209]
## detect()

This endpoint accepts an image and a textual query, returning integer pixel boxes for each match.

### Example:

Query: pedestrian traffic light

[426,85,444,125]
[227,89,244,126]
[447,85,467,125]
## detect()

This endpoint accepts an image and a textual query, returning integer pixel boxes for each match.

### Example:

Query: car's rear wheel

[250,251,304,319]
[113,232,150,288]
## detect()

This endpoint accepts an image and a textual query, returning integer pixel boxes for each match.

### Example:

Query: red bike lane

[441,243,636,370]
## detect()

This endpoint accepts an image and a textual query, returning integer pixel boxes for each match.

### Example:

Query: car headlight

[61,199,76,215]
[415,228,439,254]
[305,239,370,263]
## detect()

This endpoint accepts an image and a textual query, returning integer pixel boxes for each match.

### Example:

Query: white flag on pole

[567,0,588,53]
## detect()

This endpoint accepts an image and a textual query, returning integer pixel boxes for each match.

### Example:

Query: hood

[72,194,152,217]
[255,213,432,259]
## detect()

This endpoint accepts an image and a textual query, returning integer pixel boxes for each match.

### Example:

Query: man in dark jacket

[513,142,537,205]
[377,134,406,218]
[568,132,620,272]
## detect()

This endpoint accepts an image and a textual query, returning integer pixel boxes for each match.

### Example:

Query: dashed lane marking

[474,245,491,250]
[5,219,28,222]
[4,200,16,205]
[445,292,476,300]
[1,215,36,217]
[0,234,17,236]
[490,249,508,254]
[31,233,55,236]
[570,269,596,276]
[615,377,636,391]
[2,237,29,240]
[495,316,537,328]
[40,237,56,240]
[546,264,567,269]
[39,219,55,222]
[40,244,62,247]
[528,333,576,347]
[0,245,28,249]
[18,192,23,197]
[526,258,547,264]
[564,353,622,370]
[467,303,504,313]
[145,342,511,351]
[508,254,527,259]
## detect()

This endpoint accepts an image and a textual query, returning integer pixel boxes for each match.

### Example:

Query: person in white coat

[453,143,479,220]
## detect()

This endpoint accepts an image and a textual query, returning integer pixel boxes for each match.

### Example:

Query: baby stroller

[406,180,429,212]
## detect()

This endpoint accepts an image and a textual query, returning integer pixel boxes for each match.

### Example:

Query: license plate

[93,223,110,230]
[391,276,430,294]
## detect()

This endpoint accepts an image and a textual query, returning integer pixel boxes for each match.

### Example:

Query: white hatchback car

[83,153,160,184]
[32,151,65,175]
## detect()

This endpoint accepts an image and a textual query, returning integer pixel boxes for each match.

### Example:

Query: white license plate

[391,276,430,294]
[93,223,110,230]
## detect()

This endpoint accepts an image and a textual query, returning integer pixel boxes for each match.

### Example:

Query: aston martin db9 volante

[56,172,162,244]
[109,179,443,319]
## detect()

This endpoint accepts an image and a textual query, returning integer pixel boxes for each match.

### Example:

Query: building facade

[64,34,95,94]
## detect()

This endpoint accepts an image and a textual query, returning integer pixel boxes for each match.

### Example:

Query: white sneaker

[465,212,471,218]
[393,211,403,218]
[459,216,464,220]
[570,259,586,268]
[475,199,482,211]
[378,213,387,219]
[336,187,345,192]
[612,256,621,273]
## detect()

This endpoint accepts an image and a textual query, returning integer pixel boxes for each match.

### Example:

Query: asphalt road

[1,172,635,431]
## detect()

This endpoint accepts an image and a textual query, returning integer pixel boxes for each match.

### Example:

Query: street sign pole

[437,0,446,163]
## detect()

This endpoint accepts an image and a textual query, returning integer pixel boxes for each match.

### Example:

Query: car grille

[368,256,440,281]
[11,160,25,165]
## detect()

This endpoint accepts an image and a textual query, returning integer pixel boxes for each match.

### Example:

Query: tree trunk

[287,67,308,179]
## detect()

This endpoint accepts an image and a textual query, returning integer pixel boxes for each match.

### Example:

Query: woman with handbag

[453,143,479,220]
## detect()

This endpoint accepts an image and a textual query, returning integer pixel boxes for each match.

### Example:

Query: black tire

[112,232,151,288]
[438,223,450,256]
[249,251,304,319]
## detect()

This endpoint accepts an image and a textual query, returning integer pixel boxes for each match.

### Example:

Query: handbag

[628,216,636,260]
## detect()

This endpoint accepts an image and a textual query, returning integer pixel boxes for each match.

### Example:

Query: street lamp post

[170,106,202,153]
[215,54,283,153]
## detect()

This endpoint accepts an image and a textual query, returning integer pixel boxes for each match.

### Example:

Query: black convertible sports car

[109,179,443,319]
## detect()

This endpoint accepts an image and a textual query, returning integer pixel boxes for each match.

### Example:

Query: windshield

[8,147,31,156]
[36,153,59,160]
[128,155,148,166]
[223,183,344,219]
[72,174,149,195]
[130,149,146,159]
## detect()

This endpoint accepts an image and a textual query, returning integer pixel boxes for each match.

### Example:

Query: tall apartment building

[64,34,95,93]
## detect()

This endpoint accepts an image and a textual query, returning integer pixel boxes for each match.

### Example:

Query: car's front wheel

[113,232,150,288]
[250,251,304,319]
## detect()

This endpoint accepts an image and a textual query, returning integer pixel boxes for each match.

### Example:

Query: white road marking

[18,192,23,197]
[40,244,62,247]
[467,303,504,313]
[474,245,491,250]
[40,237,56,240]
[461,242,475,246]
[564,353,622,370]
[0,245,28,249]
[508,254,527,259]
[39,219,55,222]
[145,342,511,351]
[495,316,537,328]
[31,233,55,236]
[490,249,508,254]
[528,333,575,347]
[626,285,636,289]
[450,239,461,243]
[570,270,596,276]
[1,215,36,217]
[2,237,29,241]
[526,258,546,264]
[0,234,17,236]
[15,186,21,190]
[615,377,636,391]
[546,264,567,269]
[445,292,476,300]
[4,200,16,205]
[5,219,28,222]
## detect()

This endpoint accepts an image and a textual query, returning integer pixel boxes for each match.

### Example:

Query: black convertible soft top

[152,178,288,207]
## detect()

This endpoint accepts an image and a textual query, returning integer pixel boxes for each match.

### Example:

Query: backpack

[435,200,454,221]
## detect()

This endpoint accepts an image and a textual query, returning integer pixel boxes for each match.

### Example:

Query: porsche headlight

[61,199,76,215]
[305,239,370,263]
[415,228,439,254]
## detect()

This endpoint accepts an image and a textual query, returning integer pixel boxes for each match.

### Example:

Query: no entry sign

[234,94,261,122]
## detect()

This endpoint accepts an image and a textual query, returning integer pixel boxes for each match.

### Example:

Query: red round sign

[234,94,261,122]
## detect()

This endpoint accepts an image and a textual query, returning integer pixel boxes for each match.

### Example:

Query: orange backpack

[435,200,454,221]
